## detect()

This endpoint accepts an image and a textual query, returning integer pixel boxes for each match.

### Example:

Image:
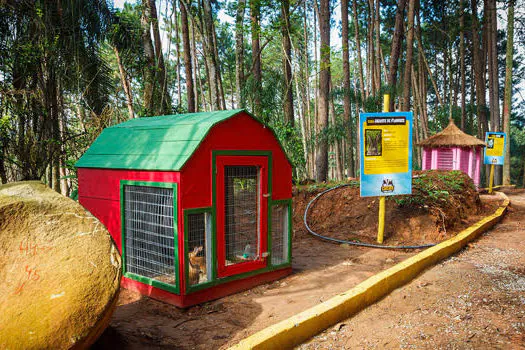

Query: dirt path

[92,193,500,350]
[300,190,525,349]
[94,235,416,349]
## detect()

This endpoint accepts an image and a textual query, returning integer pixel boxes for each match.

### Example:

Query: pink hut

[418,119,486,187]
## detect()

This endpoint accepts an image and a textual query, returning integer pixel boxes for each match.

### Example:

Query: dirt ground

[296,171,485,246]
[92,179,502,350]
[299,189,525,349]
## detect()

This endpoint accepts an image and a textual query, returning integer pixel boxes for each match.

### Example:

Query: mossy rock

[0,181,121,349]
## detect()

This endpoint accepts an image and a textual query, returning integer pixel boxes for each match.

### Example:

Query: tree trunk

[315,0,330,182]
[180,0,195,112]
[148,0,171,113]
[342,0,355,177]
[502,0,514,185]
[0,115,6,183]
[59,109,68,196]
[489,0,502,185]
[401,0,416,111]
[191,20,200,111]
[47,165,53,189]
[141,0,156,115]
[419,63,429,138]
[447,45,454,120]
[459,0,466,130]
[202,0,222,111]
[412,70,421,168]
[471,0,487,138]
[367,0,374,96]
[203,52,213,111]
[416,11,429,139]
[443,44,448,107]
[417,33,442,105]
[304,2,313,178]
[293,46,309,179]
[388,0,407,111]
[488,0,499,134]
[352,0,365,104]
[52,93,61,193]
[0,154,6,184]
[374,0,381,93]
[113,46,135,119]
[211,13,226,110]
[250,0,262,116]
[282,0,294,126]
[330,95,344,180]
[174,1,181,106]
[314,0,320,141]
[235,0,246,108]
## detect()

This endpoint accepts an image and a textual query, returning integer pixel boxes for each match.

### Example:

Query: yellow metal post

[383,94,390,112]
[377,196,386,243]
[377,94,390,244]
[488,164,495,194]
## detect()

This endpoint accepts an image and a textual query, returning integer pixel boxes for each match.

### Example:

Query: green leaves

[269,119,306,179]
[394,170,470,207]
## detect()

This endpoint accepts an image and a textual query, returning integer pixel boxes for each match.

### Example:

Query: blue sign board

[359,112,413,197]
[484,132,506,165]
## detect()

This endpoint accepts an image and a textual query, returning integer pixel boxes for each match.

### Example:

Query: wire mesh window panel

[124,185,176,286]
[271,204,289,265]
[187,213,211,286]
[224,166,259,266]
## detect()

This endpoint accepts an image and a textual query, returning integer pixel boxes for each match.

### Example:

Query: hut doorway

[216,155,269,278]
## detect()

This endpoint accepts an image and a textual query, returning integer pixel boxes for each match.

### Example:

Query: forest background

[1,0,524,196]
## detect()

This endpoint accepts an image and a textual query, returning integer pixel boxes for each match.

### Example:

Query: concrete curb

[230,192,510,350]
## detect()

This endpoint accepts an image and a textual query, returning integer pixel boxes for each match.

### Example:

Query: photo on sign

[487,138,494,149]
[365,129,382,156]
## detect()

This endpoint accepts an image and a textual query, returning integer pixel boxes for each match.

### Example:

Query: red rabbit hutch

[76,109,293,307]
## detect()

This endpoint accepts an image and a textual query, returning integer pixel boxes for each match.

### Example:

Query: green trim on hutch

[211,150,272,270]
[120,180,180,294]
[187,263,292,295]
[269,198,293,268]
[183,207,214,294]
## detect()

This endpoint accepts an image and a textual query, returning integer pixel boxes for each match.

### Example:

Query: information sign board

[484,132,506,165]
[359,112,413,197]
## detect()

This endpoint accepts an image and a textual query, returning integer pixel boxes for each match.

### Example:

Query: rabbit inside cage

[187,213,210,285]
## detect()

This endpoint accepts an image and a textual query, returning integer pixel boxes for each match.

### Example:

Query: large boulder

[0,181,121,349]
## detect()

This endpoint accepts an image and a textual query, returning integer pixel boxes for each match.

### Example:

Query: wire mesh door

[123,184,177,290]
[216,156,268,277]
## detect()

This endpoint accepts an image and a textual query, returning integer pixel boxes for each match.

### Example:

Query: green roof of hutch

[76,109,248,171]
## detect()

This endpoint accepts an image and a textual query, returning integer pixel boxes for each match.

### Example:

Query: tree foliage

[0,0,524,188]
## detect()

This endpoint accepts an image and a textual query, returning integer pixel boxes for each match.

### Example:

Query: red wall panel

[78,169,180,201]
[78,168,182,252]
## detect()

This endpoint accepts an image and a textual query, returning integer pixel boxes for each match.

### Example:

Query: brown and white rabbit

[188,246,207,285]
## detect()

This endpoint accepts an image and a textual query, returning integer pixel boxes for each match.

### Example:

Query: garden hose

[303,184,436,250]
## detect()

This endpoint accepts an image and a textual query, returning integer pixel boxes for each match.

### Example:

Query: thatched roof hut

[418,119,486,148]
[419,119,485,187]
